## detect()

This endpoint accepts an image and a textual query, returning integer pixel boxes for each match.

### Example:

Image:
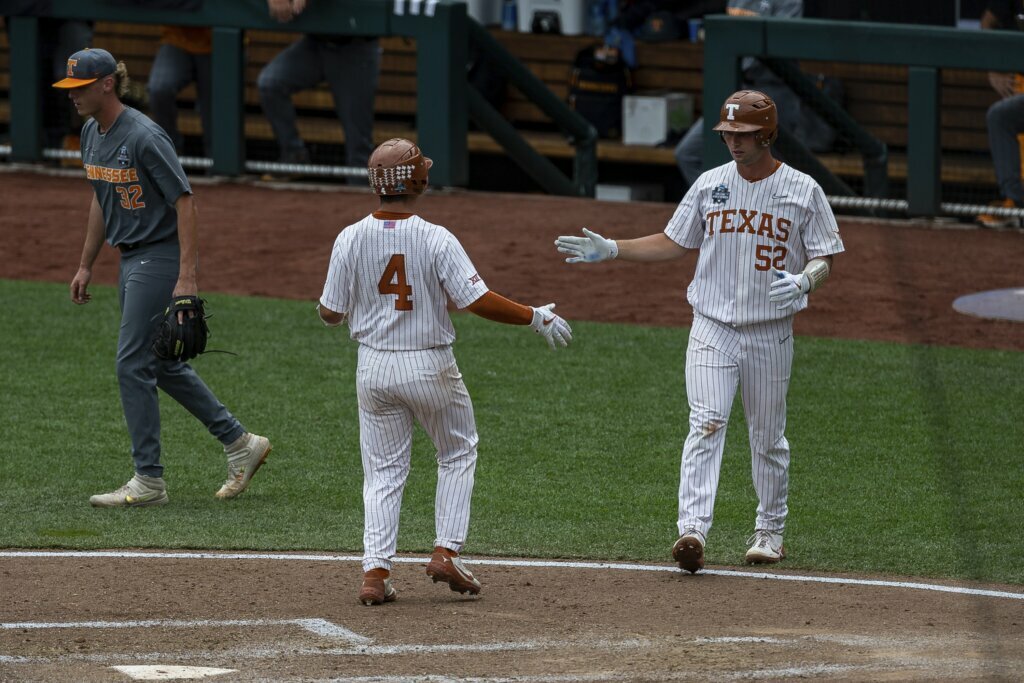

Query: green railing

[8,0,465,181]
[6,0,596,195]
[702,15,1024,216]
[466,21,597,196]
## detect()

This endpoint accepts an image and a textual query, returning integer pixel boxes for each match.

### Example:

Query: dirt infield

[2,170,1023,681]
[2,550,1023,681]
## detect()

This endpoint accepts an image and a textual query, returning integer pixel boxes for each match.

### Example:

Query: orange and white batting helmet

[367,138,432,195]
[711,90,778,146]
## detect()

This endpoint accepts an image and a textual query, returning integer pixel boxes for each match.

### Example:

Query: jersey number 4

[378,254,413,311]
[115,184,146,210]
[754,244,788,271]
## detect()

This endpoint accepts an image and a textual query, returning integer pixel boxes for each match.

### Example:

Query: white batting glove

[769,268,811,309]
[530,303,573,350]
[554,228,618,263]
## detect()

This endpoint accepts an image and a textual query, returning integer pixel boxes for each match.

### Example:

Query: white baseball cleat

[90,474,168,508]
[745,529,785,564]
[215,432,272,499]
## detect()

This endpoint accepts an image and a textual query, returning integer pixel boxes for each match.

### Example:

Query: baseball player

[319,138,572,606]
[55,48,271,507]
[556,90,844,572]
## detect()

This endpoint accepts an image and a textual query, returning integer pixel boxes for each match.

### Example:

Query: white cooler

[517,0,587,35]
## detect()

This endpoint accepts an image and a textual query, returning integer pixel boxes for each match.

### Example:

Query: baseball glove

[152,295,209,362]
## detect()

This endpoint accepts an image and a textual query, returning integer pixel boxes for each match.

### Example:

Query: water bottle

[502,0,517,31]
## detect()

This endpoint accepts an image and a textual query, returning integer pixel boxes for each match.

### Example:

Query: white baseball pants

[356,345,478,572]
[678,313,794,539]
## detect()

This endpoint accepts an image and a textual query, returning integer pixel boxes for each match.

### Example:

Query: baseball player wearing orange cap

[319,138,572,605]
[557,90,844,573]
[55,48,272,507]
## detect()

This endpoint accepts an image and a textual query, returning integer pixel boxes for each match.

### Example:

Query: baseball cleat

[672,529,705,574]
[358,569,397,606]
[90,474,168,508]
[216,432,271,499]
[745,529,785,564]
[976,198,1023,230]
[426,547,482,595]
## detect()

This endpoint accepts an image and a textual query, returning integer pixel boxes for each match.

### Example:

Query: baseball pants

[986,93,1024,205]
[257,35,380,168]
[678,313,794,538]
[147,44,213,157]
[116,242,244,478]
[356,345,478,573]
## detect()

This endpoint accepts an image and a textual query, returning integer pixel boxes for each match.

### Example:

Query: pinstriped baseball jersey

[665,162,844,325]
[320,214,489,350]
[320,210,485,575]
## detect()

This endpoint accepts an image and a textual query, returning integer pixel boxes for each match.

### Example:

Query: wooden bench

[0,20,1002,189]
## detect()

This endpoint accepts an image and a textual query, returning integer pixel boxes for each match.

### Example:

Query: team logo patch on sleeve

[117,145,130,167]
[711,184,730,204]
[468,273,482,285]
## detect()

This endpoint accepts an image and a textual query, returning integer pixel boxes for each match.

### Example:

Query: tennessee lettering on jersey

[84,164,140,184]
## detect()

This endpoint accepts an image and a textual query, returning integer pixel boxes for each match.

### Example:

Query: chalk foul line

[0,550,1020,601]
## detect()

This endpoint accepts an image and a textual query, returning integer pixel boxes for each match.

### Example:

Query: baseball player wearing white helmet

[319,138,572,605]
[556,90,844,573]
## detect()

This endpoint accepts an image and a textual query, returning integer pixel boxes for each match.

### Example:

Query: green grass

[1,278,1022,584]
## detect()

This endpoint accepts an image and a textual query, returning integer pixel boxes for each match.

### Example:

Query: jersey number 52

[378,254,414,311]
[754,244,787,271]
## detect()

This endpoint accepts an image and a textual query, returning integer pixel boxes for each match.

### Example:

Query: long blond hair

[112,61,130,98]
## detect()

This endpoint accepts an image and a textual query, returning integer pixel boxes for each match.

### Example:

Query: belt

[118,236,175,254]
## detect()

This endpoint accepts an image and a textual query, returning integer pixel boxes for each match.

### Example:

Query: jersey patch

[711,184,730,204]
[117,145,130,167]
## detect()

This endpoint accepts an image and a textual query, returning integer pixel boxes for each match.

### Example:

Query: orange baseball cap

[52,48,117,88]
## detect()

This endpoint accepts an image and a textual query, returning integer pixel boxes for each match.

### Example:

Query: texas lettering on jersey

[704,208,791,242]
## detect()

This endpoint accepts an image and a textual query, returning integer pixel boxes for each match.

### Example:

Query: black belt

[118,236,175,254]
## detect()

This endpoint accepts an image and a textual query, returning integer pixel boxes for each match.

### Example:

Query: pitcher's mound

[953,288,1024,322]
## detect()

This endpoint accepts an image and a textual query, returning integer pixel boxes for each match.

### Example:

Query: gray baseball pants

[116,242,244,478]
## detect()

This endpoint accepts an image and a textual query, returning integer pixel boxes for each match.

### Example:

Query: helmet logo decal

[725,103,740,120]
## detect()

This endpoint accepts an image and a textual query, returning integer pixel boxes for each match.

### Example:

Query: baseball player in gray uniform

[54,49,271,507]
[557,91,844,573]
[319,138,572,606]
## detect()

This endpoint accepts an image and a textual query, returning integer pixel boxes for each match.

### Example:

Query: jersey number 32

[378,254,413,311]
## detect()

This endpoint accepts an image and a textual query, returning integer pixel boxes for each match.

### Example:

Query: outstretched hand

[555,228,618,263]
[529,303,573,349]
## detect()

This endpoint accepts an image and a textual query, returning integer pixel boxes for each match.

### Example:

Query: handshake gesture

[529,303,572,350]
[555,228,618,263]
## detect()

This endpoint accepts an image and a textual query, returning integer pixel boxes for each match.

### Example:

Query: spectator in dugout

[257,0,380,180]
[147,26,213,158]
[672,0,803,189]
[977,0,1024,228]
